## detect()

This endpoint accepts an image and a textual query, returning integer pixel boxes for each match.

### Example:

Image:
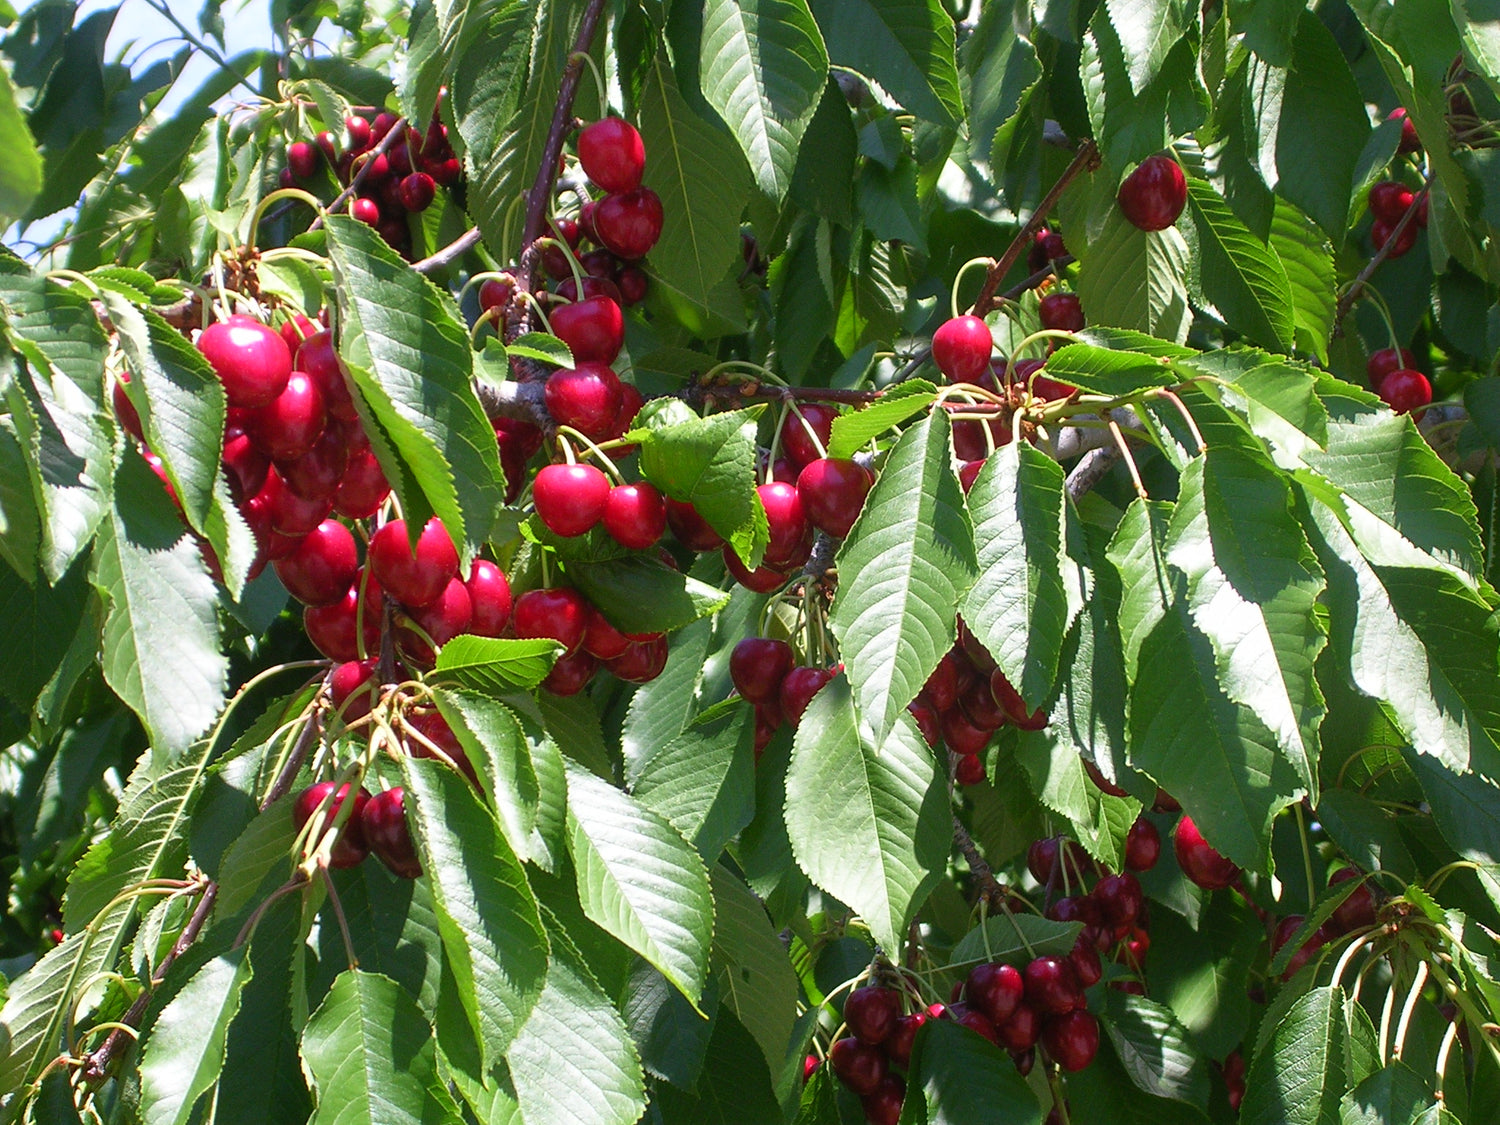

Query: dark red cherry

[1092,872,1143,928]
[222,426,270,501]
[550,295,625,366]
[329,657,379,723]
[782,403,838,467]
[995,1003,1040,1052]
[967,961,1024,1025]
[333,448,391,519]
[797,458,874,539]
[361,787,422,878]
[345,115,372,151]
[465,559,512,637]
[1038,293,1084,332]
[1389,106,1421,153]
[280,428,349,503]
[1328,867,1378,934]
[1371,217,1417,257]
[368,518,459,609]
[1069,937,1103,988]
[113,372,144,441]
[604,635,668,683]
[541,647,599,695]
[1027,228,1068,272]
[593,187,663,260]
[544,362,623,439]
[829,1037,886,1096]
[780,666,834,727]
[955,754,986,785]
[845,986,901,1047]
[512,586,590,652]
[723,546,790,594]
[1124,817,1161,872]
[665,499,724,552]
[991,669,1047,731]
[1082,757,1128,798]
[1368,181,1415,223]
[1116,154,1187,232]
[197,314,293,408]
[615,264,649,305]
[883,1011,926,1069]
[1173,814,1240,890]
[287,140,319,179]
[730,638,795,704]
[258,468,333,536]
[1366,347,1415,390]
[1024,956,1081,1015]
[758,481,811,569]
[1379,368,1432,415]
[302,569,382,662]
[578,117,647,192]
[245,371,326,462]
[274,519,358,606]
[939,706,991,757]
[294,781,370,868]
[533,463,611,538]
[1272,915,1328,980]
[349,197,381,226]
[959,677,1007,732]
[931,315,994,383]
[602,481,666,549]
[398,171,436,212]
[1041,1010,1098,1071]
[395,576,473,664]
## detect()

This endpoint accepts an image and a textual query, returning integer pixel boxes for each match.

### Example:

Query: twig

[953,816,1006,907]
[307,118,410,233]
[970,142,1099,318]
[1332,188,1429,334]
[1065,446,1121,501]
[413,226,483,274]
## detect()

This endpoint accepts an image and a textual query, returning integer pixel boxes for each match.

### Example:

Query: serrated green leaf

[1150,894,1263,1059]
[700,0,828,201]
[784,674,947,952]
[1014,735,1140,870]
[138,951,252,1125]
[429,687,541,862]
[622,614,714,782]
[1102,991,1211,1108]
[1067,1035,1215,1125]
[624,961,716,1090]
[91,449,226,758]
[1340,1061,1433,1125]
[907,1017,1044,1123]
[1075,203,1192,344]
[633,708,755,863]
[808,0,963,126]
[0,66,40,221]
[0,414,40,577]
[652,1006,782,1124]
[963,0,1040,167]
[429,635,561,694]
[639,405,767,564]
[326,215,504,561]
[0,552,88,712]
[564,761,714,1005]
[568,553,732,635]
[1102,0,1186,94]
[709,866,798,1079]
[947,913,1081,969]
[1042,342,1180,396]
[1183,176,1295,352]
[962,440,1081,710]
[401,757,550,1061]
[827,382,937,459]
[214,800,298,917]
[830,412,976,746]
[505,331,574,368]
[1241,986,1350,1125]
[300,969,460,1125]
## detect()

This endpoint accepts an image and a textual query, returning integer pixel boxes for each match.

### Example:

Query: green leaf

[1082,11,1188,172]
[1101,991,1211,1109]
[568,554,732,635]
[506,930,647,1125]
[1014,735,1140,871]
[783,674,948,953]
[1066,1035,1214,1125]
[506,331,574,368]
[1150,893,1263,1059]
[624,962,715,1089]
[300,969,460,1125]
[1341,1061,1433,1125]
[1406,754,1500,872]
[401,757,550,1060]
[1165,451,1327,797]
[1227,0,1301,64]
[1266,201,1338,364]
[652,1007,783,1125]
[214,801,298,917]
[1102,0,1187,93]
[0,66,40,221]
[907,1017,1044,1123]
[769,215,836,382]
[622,613,714,781]
[1042,342,1180,397]
[91,449,226,758]
[709,865,798,1077]
[828,382,937,460]
[429,635,562,695]
[326,215,504,560]
[638,405,767,564]
[138,951,253,1125]
[639,52,753,309]
[564,761,715,1005]
[1074,204,1192,344]
[830,412,976,746]
[947,914,1082,969]
[699,0,828,201]
[0,415,40,576]
[962,440,1081,710]
[429,687,541,862]
[1241,986,1352,1125]
[1183,176,1296,353]
[808,0,964,126]
[962,0,1040,166]
[0,553,89,712]
[634,708,756,863]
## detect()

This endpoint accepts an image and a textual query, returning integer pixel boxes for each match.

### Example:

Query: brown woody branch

[953,815,1007,908]
[307,116,410,233]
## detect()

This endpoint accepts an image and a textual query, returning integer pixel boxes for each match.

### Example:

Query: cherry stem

[1333,184,1430,334]
[951,256,993,321]
[1293,802,1318,913]
[308,115,409,233]
[1108,420,1148,498]
[969,140,1100,319]
[556,426,626,482]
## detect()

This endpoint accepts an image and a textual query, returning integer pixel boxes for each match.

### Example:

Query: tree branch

[1065,445,1122,501]
[307,117,410,233]
[1332,187,1429,334]
[953,815,1007,908]
[413,226,483,274]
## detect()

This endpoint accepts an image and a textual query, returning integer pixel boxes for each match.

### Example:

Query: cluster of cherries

[1365,343,1432,416]
[728,637,839,753]
[292,779,420,881]
[1366,176,1429,260]
[282,101,460,258]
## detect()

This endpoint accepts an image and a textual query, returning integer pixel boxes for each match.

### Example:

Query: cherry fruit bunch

[280,98,461,257]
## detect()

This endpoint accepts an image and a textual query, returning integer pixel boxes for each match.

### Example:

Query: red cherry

[302,570,383,662]
[1366,347,1415,390]
[1027,228,1068,272]
[1038,293,1084,333]
[1042,1010,1098,1071]
[1117,154,1187,232]
[533,463,611,538]
[292,330,358,424]
[580,609,631,661]
[883,1012,926,1069]
[955,754,986,785]
[1371,217,1417,257]
[723,546,791,593]
[512,587,590,652]
[1379,368,1432,415]
[222,426,270,502]
[334,448,391,519]
[274,519,358,606]
[1368,181,1415,223]
[990,670,1047,731]
[465,559,512,637]
[665,499,724,552]
[782,403,838,467]
[931,315,994,383]
[1173,814,1240,890]
[346,115,372,150]
[967,962,1024,1025]
[1389,106,1421,153]
[349,197,381,226]
[197,315,292,408]
[257,468,333,536]
[758,481,812,568]
[1081,757,1127,798]
[829,1036,886,1096]
[1024,956,1081,1015]
[604,635,668,683]
[368,518,460,609]
[113,372,144,441]
[1124,817,1161,872]
[730,637,795,703]
[578,118,647,192]
[287,140,319,180]
[1069,937,1103,988]
[279,428,349,504]
[958,459,984,492]
[939,706,991,757]
[780,666,834,727]
[602,481,666,549]
[953,1004,1001,1046]
[545,362,623,439]
[294,781,370,868]
[845,985,901,1046]
[797,458,874,539]
[479,275,515,320]
[395,576,473,664]
[330,658,379,723]
[1272,915,1328,980]
[314,131,338,164]
[361,787,422,878]
[995,1003,1040,1052]
[593,188,664,260]
[1328,867,1378,934]
[550,296,625,365]
[244,371,326,462]
[1224,1049,1245,1110]
[398,171,436,212]
[541,648,599,695]
[861,1076,905,1125]
[556,275,623,307]
[616,265,649,305]
[1092,872,1143,928]
[959,678,1007,732]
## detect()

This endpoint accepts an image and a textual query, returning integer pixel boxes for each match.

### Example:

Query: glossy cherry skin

[287,140,319,179]
[1024,956,1082,1015]
[1173,814,1240,890]
[931,315,994,383]
[1042,1010,1098,1071]
[245,370,327,462]
[1028,228,1068,271]
[664,499,724,552]
[1117,154,1187,232]
[222,426,270,502]
[604,635,668,683]
[273,519,358,606]
[959,677,1007,732]
[730,637,795,703]
[395,576,473,664]
[512,586,590,652]
[1328,867,1378,934]
[1069,937,1103,988]
[861,1076,905,1125]
[303,570,382,662]
[345,114,372,150]
[616,265,649,305]
[954,753,986,785]
[995,1002,1040,1052]
[533,463,611,538]
[594,187,663,260]
[330,657,379,723]
[967,961,1024,1025]
[939,706,990,757]
[797,458,874,539]
[1389,106,1421,153]
[1379,368,1432,415]
[782,403,838,468]
[1124,817,1161,872]
[550,295,625,365]
[294,781,370,868]
[602,482,666,549]
[582,608,633,660]
[368,518,460,609]
[1039,293,1085,333]
[398,171,436,212]
[257,468,333,536]
[845,985,901,1046]
[113,372,144,441]
[403,708,478,785]
[545,363,623,439]
[198,314,293,408]
[780,666,834,726]
[362,787,422,878]
[829,1036,886,1096]
[758,482,811,568]
[349,197,381,226]
[1366,347,1415,389]
[333,448,391,519]
[541,648,599,695]
[1093,872,1143,928]
[723,546,790,594]
[884,1011,926,1069]
[294,330,358,422]
[578,117,647,192]
[991,669,1047,731]
[465,559,512,637]
[1369,181,1415,223]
